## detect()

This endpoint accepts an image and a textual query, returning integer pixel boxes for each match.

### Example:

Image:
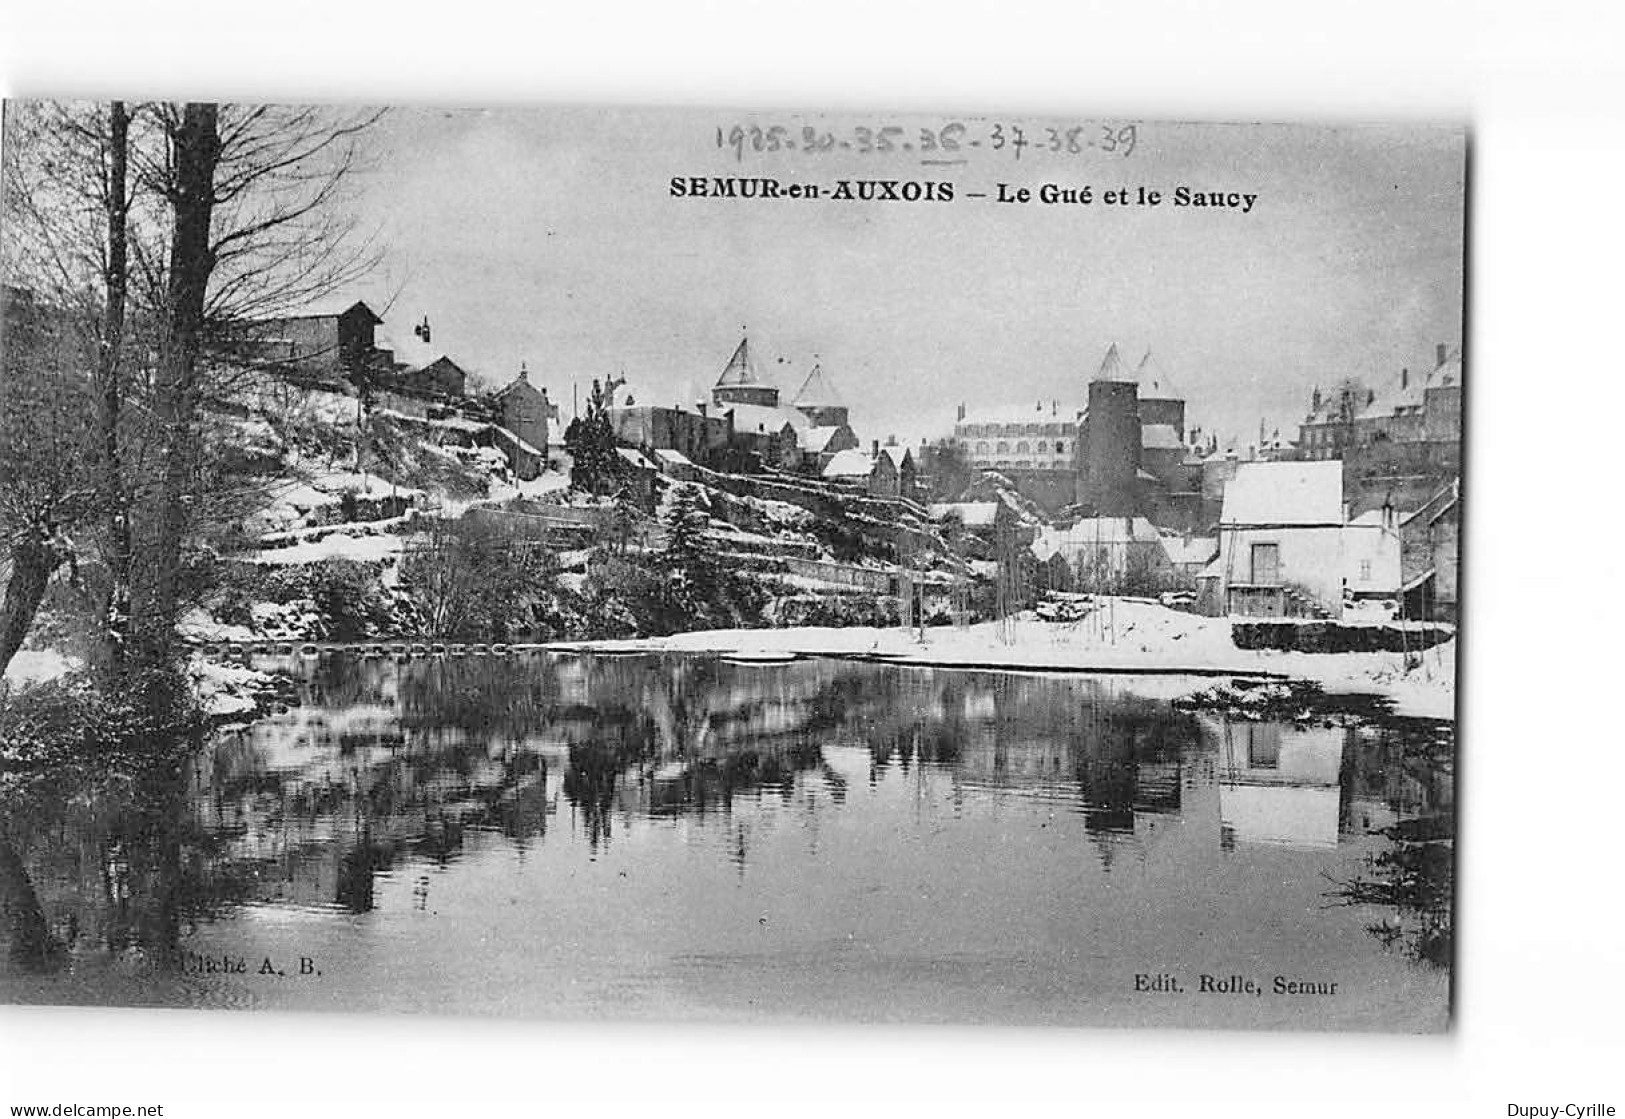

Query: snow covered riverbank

[552,599,1457,721]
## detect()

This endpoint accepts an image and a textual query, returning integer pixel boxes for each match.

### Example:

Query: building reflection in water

[1212,721,1346,849]
[1,653,1453,980]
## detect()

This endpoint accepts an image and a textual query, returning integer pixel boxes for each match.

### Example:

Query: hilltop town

[3,283,1460,719]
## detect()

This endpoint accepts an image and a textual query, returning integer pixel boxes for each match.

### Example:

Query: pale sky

[347,107,1464,448]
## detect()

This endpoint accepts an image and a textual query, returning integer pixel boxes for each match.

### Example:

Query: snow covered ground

[552,598,1456,720]
[3,649,83,685]
[249,530,406,566]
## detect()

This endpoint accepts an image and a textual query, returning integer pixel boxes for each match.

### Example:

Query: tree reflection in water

[2,653,1456,990]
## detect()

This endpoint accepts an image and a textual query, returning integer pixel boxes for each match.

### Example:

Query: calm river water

[1,653,1452,1031]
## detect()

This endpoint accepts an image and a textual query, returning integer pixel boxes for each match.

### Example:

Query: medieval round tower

[1076,344,1144,516]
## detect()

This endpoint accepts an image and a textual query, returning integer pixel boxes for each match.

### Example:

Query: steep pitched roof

[801,425,847,453]
[1355,346,1465,422]
[287,297,384,323]
[494,369,544,400]
[1135,350,1180,399]
[1093,342,1130,383]
[715,337,761,387]
[791,363,843,407]
[1221,461,1345,526]
[878,444,913,469]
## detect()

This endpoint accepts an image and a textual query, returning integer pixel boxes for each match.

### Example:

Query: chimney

[871,439,880,457]
[956,402,966,422]
[1436,343,1448,366]
[1400,367,1408,390]
[1052,399,1058,416]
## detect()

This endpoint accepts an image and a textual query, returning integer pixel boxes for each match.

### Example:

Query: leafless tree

[1,99,386,683]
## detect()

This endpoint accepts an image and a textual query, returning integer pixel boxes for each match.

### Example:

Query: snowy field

[552,598,1456,720]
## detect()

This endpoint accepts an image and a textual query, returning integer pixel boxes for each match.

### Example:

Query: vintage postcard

[0,103,1461,1032]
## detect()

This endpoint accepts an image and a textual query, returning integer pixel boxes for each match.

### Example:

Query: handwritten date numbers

[714,122,1136,161]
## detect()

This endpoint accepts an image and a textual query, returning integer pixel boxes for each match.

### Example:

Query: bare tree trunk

[135,102,219,675]
[0,837,60,972]
[98,101,133,675]
[0,533,63,680]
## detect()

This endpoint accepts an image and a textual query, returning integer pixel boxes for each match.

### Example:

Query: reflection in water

[1,654,1453,1027]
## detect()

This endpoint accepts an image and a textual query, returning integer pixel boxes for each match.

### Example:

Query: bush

[308,559,395,640]
[767,593,900,629]
[1,668,205,779]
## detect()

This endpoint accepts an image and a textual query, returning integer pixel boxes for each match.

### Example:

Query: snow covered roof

[653,448,693,466]
[279,296,384,322]
[1141,423,1184,450]
[615,447,659,471]
[1031,516,1162,561]
[878,444,912,469]
[727,402,806,434]
[494,369,547,399]
[791,363,843,407]
[1361,349,1462,419]
[957,401,1078,428]
[1221,461,1344,526]
[802,425,847,453]
[929,501,999,526]
[822,449,875,479]
[376,325,437,370]
[1093,342,1131,383]
[1161,534,1219,566]
[715,337,763,387]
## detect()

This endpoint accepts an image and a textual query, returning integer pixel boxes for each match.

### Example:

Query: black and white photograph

[0,102,1464,1035]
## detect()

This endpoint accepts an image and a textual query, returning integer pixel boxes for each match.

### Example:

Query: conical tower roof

[791,362,843,407]
[1093,342,1130,382]
[1135,350,1180,399]
[715,336,760,387]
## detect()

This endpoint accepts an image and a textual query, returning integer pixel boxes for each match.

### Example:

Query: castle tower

[1077,344,1144,516]
[711,335,780,409]
[790,361,849,428]
[1135,350,1186,439]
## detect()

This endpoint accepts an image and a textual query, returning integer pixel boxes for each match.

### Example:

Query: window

[1250,543,1280,585]
[996,441,1009,454]
[1359,559,1372,580]
[1016,441,1030,454]
[976,441,990,454]
[1055,440,1067,454]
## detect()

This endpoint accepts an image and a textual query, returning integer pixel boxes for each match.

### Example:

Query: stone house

[493,367,558,475]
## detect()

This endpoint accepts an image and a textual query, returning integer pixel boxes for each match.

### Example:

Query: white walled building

[953,401,1079,471]
[1207,460,1401,618]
